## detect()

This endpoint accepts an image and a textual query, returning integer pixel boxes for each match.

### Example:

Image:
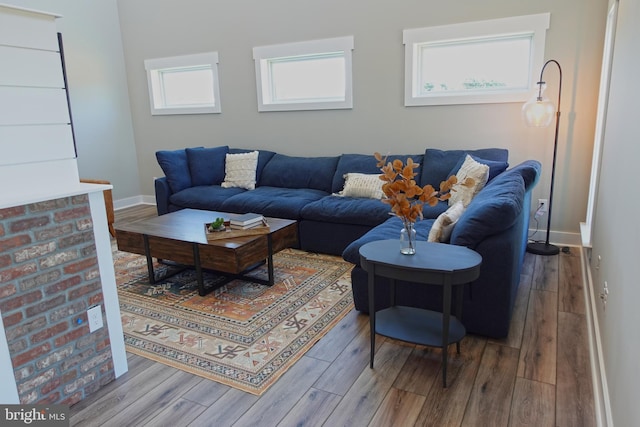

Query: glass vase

[400,221,417,255]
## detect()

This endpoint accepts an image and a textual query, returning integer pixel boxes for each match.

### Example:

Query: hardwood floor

[71,204,596,426]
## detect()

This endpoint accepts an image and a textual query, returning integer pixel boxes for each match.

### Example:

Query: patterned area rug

[113,245,354,395]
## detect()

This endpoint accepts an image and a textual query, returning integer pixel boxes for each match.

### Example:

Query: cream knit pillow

[335,173,384,199]
[449,155,489,207]
[428,201,465,243]
[221,151,259,190]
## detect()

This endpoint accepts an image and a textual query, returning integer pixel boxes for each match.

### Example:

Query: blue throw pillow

[156,148,194,193]
[448,154,509,182]
[186,146,229,186]
[421,148,508,186]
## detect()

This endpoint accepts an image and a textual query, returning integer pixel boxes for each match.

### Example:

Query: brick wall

[0,195,113,406]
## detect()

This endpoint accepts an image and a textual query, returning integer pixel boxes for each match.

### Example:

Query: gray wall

[117,0,607,241]
[590,0,640,424]
[6,0,141,201]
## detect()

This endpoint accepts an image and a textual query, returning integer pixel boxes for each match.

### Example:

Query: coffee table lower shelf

[375,306,466,347]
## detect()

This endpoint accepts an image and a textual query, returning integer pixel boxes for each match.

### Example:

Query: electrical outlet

[88,305,103,332]
[538,199,548,213]
[599,281,609,310]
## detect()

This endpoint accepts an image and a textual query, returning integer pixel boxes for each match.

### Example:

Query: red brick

[20,390,38,404]
[3,310,23,327]
[28,199,67,212]
[36,345,75,370]
[34,223,73,241]
[58,231,95,249]
[0,253,11,267]
[0,223,4,237]
[45,275,82,296]
[10,216,50,233]
[96,337,111,352]
[71,194,89,204]
[15,364,34,381]
[13,343,51,367]
[0,289,42,314]
[9,339,28,353]
[49,300,86,322]
[81,352,112,373]
[36,392,60,405]
[20,270,62,291]
[99,360,114,375]
[39,250,79,269]
[54,326,88,347]
[0,283,17,298]
[0,234,32,252]
[14,241,57,263]
[60,391,82,406]
[25,294,66,318]
[41,370,76,395]
[63,257,97,275]
[63,371,96,394]
[0,205,26,219]
[76,218,93,231]
[0,262,38,283]
[54,206,90,222]
[69,282,101,300]
[88,293,103,306]
[31,321,69,344]
[18,368,55,394]
[5,316,47,341]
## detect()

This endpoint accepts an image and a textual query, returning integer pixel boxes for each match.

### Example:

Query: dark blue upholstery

[448,153,509,182]
[220,186,328,219]
[300,196,393,227]
[169,185,246,211]
[260,154,339,192]
[186,146,229,186]
[330,153,423,194]
[420,148,508,186]
[156,148,198,193]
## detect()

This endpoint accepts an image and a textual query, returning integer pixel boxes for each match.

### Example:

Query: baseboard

[113,195,156,211]
[527,228,581,247]
[580,247,613,426]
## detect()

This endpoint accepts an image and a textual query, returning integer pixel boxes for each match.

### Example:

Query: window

[253,36,354,112]
[144,52,221,115]
[403,14,550,106]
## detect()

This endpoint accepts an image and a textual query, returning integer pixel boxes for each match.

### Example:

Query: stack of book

[229,213,267,230]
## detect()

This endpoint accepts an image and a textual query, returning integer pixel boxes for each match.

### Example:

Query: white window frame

[144,52,221,115]
[403,13,550,106]
[253,36,354,112]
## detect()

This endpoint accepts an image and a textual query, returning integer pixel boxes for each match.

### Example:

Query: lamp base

[526,242,560,256]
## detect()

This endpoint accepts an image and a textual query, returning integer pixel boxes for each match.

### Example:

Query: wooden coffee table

[114,209,298,296]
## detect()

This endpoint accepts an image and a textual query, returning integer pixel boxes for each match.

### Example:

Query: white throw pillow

[335,173,384,199]
[428,201,465,243]
[449,154,490,207]
[221,151,259,190]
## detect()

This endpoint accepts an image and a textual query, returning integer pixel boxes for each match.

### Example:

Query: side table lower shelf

[376,306,466,347]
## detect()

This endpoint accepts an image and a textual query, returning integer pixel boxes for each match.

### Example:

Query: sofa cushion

[169,185,246,211]
[428,201,465,243]
[186,145,229,186]
[221,151,259,190]
[449,155,490,207]
[221,186,329,219]
[156,148,201,193]
[448,153,509,183]
[420,148,508,187]
[331,153,423,194]
[450,173,525,248]
[229,148,276,182]
[301,195,393,226]
[342,216,434,265]
[260,154,339,192]
[335,173,384,199]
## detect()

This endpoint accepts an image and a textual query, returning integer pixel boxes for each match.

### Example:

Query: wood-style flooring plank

[368,387,426,427]
[392,345,440,396]
[232,355,330,427]
[141,397,207,427]
[313,322,385,396]
[104,370,203,427]
[517,289,557,385]
[305,308,367,362]
[70,362,179,426]
[461,343,519,427]
[277,387,341,426]
[532,255,559,292]
[556,311,596,427]
[508,377,555,427]
[558,253,585,314]
[324,340,413,426]
[413,336,487,427]
[187,388,258,427]
[181,376,230,407]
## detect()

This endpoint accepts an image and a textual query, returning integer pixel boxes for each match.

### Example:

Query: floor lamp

[522,59,562,256]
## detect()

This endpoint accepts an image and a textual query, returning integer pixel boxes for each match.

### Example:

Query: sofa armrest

[155,177,171,215]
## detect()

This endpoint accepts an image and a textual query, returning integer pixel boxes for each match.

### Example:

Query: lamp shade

[522,89,556,127]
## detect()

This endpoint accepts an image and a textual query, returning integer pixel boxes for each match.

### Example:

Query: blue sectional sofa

[154,145,540,338]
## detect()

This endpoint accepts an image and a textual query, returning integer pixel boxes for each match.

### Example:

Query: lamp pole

[526,59,561,256]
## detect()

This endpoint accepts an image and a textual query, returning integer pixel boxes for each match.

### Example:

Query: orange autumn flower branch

[375,152,474,223]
